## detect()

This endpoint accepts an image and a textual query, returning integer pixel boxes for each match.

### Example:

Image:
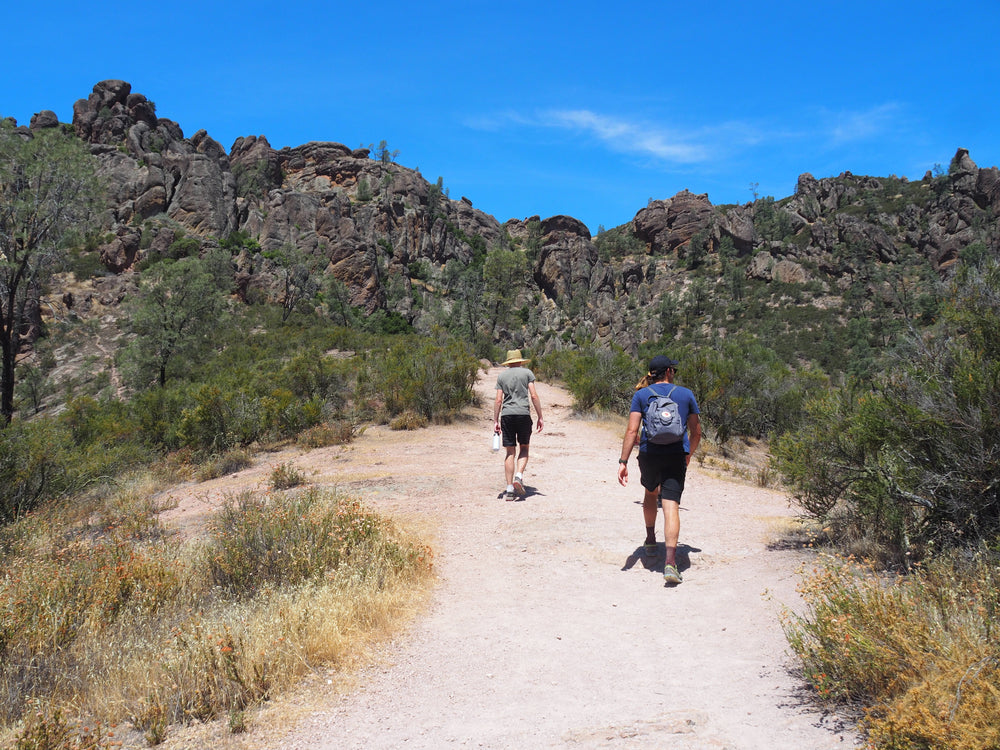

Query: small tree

[322,276,358,327]
[0,122,103,424]
[427,176,445,218]
[482,245,530,337]
[263,243,319,321]
[373,139,399,175]
[119,256,228,389]
[356,176,372,202]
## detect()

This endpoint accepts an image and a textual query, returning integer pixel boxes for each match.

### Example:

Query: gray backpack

[642,386,684,445]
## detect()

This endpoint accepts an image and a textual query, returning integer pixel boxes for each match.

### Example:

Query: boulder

[99,228,141,273]
[29,110,60,129]
[633,190,714,255]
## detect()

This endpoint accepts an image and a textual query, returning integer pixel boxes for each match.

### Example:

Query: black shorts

[500,414,533,447]
[637,452,688,502]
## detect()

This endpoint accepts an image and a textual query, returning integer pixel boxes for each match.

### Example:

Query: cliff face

[17,80,1000,356]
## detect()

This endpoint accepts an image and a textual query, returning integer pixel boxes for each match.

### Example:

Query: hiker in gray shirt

[493,349,544,500]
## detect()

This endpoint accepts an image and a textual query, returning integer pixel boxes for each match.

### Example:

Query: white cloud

[825,103,903,144]
[463,102,906,171]
[540,109,710,163]
[465,108,712,164]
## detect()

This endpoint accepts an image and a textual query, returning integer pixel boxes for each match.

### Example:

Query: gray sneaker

[663,564,682,585]
[513,476,525,495]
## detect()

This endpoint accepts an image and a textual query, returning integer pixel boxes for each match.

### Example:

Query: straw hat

[501,349,530,365]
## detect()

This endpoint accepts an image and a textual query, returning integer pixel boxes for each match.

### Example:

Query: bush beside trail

[773,257,1000,564]
[771,256,1000,749]
[0,481,432,747]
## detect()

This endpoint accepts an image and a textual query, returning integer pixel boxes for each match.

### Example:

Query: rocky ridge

[13,80,1000,356]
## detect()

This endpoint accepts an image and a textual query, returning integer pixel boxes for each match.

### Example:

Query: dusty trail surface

[161,368,859,749]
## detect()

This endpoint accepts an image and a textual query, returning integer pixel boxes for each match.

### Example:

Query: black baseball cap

[648,355,679,371]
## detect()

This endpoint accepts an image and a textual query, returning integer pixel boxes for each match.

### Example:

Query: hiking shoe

[504,490,516,502]
[513,476,525,495]
[643,542,658,557]
[663,564,682,585]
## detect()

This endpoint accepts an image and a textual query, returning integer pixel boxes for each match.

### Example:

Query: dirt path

[159,368,859,749]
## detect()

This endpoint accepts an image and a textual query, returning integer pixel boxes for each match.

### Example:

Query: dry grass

[388,409,428,431]
[0,476,433,749]
[295,420,356,449]
[783,552,1000,750]
[195,450,254,483]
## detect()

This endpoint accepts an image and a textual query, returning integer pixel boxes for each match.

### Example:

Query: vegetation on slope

[2,117,999,748]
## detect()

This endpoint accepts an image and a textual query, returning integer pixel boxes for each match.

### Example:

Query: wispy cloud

[466,109,712,164]
[539,110,710,163]
[464,102,906,169]
[823,103,903,144]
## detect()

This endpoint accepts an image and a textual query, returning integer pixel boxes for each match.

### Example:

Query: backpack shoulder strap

[646,384,673,398]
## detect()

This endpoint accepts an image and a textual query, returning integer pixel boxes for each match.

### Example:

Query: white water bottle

[492,432,501,452]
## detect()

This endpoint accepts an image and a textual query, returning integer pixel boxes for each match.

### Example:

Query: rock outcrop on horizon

[12,80,1000,356]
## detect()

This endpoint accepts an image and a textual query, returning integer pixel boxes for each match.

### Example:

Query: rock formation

[14,81,1000,356]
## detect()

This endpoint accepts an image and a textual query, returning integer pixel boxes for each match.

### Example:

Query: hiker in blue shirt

[617,355,701,585]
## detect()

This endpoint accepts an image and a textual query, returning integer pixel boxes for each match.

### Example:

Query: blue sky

[3,0,998,234]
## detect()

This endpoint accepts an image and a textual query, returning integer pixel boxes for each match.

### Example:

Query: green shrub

[269,462,306,490]
[0,397,158,525]
[281,350,347,401]
[0,420,72,523]
[360,337,478,420]
[558,346,637,413]
[175,384,324,453]
[773,256,1000,562]
[129,385,192,451]
[365,309,412,335]
[670,337,828,447]
[594,224,643,261]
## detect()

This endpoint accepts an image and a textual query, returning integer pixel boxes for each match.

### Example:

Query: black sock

[645,526,655,544]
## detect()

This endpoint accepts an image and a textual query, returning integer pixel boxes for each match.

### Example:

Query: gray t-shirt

[496,367,536,416]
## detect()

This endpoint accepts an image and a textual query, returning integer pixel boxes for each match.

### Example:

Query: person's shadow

[495,484,544,502]
[621,543,700,575]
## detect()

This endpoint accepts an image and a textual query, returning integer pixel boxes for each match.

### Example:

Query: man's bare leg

[514,446,530,493]
[504,447,517,494]
[643,489,658,548]
[662,498,680,568]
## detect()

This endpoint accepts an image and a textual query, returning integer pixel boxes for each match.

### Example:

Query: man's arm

[617,411,642,486]
[686,413,702,465]
[494,388,503,431]
[527,381,543,431]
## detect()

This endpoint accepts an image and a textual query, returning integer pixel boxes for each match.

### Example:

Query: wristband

[618,458,628,465]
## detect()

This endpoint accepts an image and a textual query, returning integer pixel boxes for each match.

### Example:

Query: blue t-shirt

[629,382,700,454]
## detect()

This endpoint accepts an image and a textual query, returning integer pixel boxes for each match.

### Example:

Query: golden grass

[0,476,433,749]
[783,552,1000,750]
